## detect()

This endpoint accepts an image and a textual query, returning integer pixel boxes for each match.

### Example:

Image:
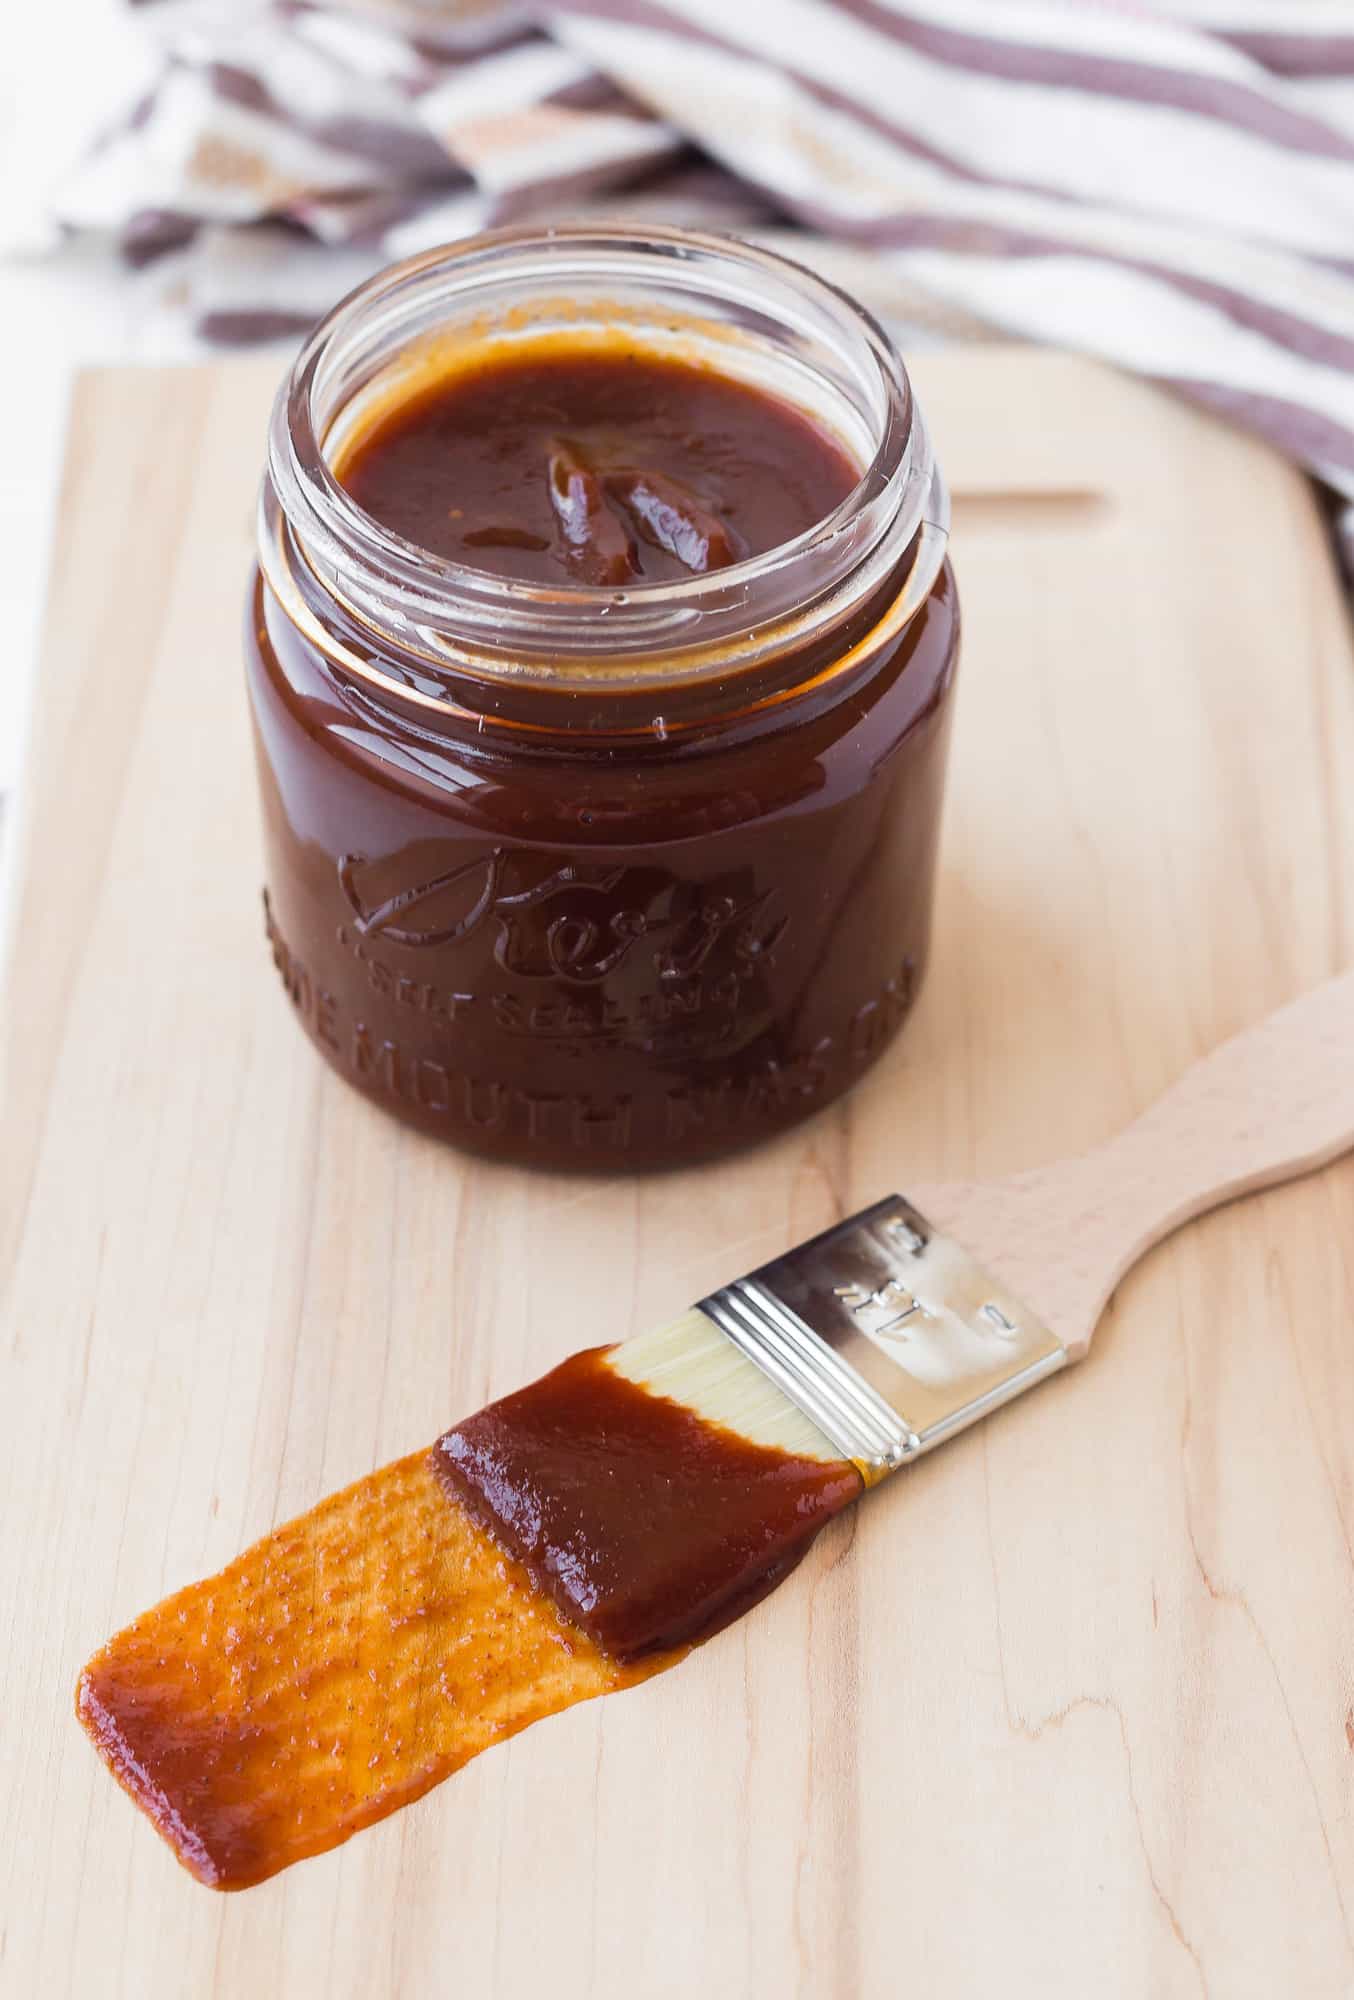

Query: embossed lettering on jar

[246,226,960,1169]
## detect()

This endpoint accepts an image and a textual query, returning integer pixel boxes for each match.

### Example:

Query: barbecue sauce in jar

[247,227,958,1167]
[338,346,858,584]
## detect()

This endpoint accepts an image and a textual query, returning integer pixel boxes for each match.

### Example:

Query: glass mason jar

[246,225,959,1170]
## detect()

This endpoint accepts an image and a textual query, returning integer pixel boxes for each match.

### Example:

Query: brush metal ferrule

[698,1197,1067,1483]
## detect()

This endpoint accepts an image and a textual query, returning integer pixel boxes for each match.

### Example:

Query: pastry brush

[613,966,1354,1486]
[78,968,1354,1886]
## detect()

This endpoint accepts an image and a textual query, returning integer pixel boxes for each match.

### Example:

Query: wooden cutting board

[3,350,1354,2000]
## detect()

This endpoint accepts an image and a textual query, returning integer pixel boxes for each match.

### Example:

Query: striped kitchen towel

[51,0,1354,509]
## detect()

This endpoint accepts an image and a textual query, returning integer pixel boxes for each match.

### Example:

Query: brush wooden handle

[916,968,1354,1360]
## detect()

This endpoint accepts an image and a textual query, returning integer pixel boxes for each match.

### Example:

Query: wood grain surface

[920,964,1354,1363]
[3,351,1353,1999]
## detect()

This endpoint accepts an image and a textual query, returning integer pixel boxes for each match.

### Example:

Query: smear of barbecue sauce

[76,1352,859,1889]
[436,1347,861,1659]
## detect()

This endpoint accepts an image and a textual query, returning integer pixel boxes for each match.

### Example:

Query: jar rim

[264,223,948,696]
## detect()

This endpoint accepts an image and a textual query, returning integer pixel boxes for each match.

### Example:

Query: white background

[1,4,187,861]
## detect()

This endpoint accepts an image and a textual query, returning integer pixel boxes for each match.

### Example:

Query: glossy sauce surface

[248,333,961,1167]
[436,1347,862,1658]
[339,349,859,584]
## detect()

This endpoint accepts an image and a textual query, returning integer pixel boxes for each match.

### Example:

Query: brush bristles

[608,1307,841,1462]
